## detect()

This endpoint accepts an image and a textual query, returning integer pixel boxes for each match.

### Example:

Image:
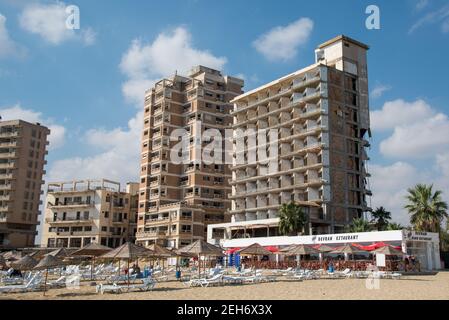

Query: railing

[48,200,95,207]
[46,217,94,223]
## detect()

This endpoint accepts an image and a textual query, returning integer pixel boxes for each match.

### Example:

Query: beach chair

[223,275,245,285]
[0,274,43,293]
[197,274,223,287]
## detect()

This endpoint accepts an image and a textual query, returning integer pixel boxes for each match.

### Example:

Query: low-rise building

[40,179,139,249]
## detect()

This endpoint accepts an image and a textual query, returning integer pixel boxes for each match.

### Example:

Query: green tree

[404,184,448,233]
[386,222,404,231]
[371,206,392,231]
[346,218,372,233]
[278,202,308,236]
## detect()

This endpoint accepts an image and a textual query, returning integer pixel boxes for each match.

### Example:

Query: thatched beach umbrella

[281,244,319,267]
[177,240,224,277]
[236,243,273,274]
[11,255,38,271]
[46,248,71,258]
[373,245,404,256]
[0,255,7,269]
[2,250,22,262]
[315,244,335,252]
[331,244,368,266]
[330,244,367,255]
[34,255,64,296]
[100,242,155,289]
[71,243,112,280]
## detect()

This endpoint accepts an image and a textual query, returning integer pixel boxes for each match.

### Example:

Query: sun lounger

[0,274,43,293]
[97,278,157,294]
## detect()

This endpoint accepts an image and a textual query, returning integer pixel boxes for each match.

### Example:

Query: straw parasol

[330,244,367,255]
[283,244,320,256]
[100,242,155,289]
[2,250,22,262]
[10,255,38,271]
[34,255,64,296]
[0,255,7,269]
[314,244,335,252]
[236,243,273,256]
[46,248,71,258]
[281,244,319,267]
[373,245,404,256]
[236,243,273,274]
[177,240,224,277]
[71,243,112,281]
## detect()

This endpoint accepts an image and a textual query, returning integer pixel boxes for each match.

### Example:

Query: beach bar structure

[207,228,441,271]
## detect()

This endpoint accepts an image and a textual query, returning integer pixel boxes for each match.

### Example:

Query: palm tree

[346,218,372,233]
[278,202,308,236]
[404,184,448,233]
[386,222,404,231]
[370,207,392,231]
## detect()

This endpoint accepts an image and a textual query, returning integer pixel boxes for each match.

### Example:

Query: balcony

[45,217,94,225]
[0,206,10,213]
[0,163,15,169]
[0,132,19,138]
[0,152,17,159]
[47,200,95,208]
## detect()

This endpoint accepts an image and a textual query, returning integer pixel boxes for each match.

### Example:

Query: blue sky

[1,0,449,226]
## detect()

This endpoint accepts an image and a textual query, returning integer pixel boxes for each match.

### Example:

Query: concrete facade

[136,66,244,248]
[209,35,372,242]
[0,120,50,249]
[40,179,139,249]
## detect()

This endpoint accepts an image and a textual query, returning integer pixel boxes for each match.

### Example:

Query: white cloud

[46,111,143,183]
[81,27,96,46]
[416,0,429,11]
[0,13,24,58]
[19,2,96,45]
[252,18,314,61]
[409,4,449,34]
[370,84,391,99]
[0,104,66,149]
[371,99,434,131]
[442,18,449,33]
[370,158,449,227]
[120,27,227,106]
[372,99,449,159]
[370,162,420,226]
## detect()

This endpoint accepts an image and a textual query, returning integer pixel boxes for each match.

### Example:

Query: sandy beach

[1,272,449,300]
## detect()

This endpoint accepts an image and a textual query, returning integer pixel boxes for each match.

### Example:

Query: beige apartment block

[41,179,139,249]
[136,66,244,248]
[0,120,50,249]
[210,35,372,241]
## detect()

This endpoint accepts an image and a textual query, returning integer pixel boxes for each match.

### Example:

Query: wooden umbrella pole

[127,259,130,291]
[198,254,201,278]
[43,268,48,297]
[91,256,95,281]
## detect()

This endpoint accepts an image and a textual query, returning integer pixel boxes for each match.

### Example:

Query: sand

[1,272,449,300]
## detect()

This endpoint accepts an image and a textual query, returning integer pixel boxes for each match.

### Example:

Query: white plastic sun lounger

[97,278,156,294]
[0,274,43,293]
